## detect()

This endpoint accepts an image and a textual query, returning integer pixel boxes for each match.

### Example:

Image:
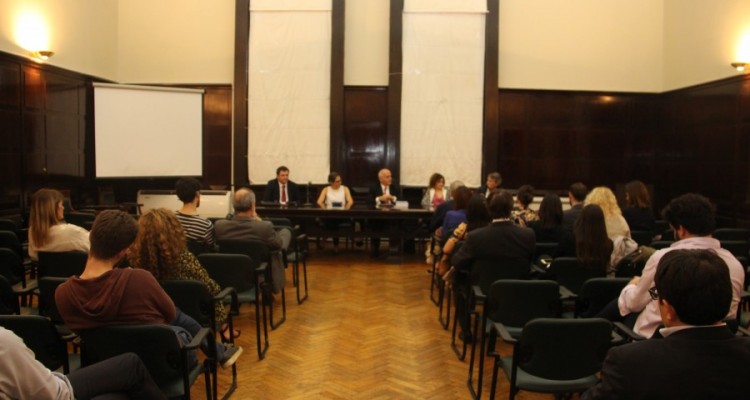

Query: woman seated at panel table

[316,172,354,252]
[420,173,450,210]
[28,188,90,261]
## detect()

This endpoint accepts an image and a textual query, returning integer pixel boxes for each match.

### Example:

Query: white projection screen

[400,0,487,187]
[248,0,331,184]
[93,83,204,178]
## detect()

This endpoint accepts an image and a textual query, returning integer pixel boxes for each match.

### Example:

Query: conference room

[1,0,750,399]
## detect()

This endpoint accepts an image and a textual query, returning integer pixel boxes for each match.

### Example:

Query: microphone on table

[303,181,314,207]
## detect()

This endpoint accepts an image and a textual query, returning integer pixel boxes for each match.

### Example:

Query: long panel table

[256,205,433,261]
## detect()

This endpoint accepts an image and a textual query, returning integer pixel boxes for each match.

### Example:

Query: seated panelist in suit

[583,249,750,399]
[263,165,301,205]
[369,168,403,257]
[215,188,291,294]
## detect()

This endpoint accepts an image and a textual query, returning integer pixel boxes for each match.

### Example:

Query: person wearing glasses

[583,249,750,399]
[613,193,744,339]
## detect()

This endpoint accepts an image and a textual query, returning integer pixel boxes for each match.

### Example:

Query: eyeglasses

[648,287,659,301]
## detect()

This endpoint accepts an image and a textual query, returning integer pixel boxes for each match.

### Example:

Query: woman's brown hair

[28,188,64,247]
[128,208,187,280]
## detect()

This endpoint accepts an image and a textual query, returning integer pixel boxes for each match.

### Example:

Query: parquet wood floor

[195,246,550,399]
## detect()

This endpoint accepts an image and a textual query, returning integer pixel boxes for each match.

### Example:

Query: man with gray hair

[215,188,291,293]
[477,172,502,199]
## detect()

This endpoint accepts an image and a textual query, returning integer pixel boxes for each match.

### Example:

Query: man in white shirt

[616,193,744,338]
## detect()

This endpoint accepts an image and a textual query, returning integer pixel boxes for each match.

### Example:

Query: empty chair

[0,230,25,259]
[719,240,749,258]
[0,247,34,290]
[38,277,77,342]
[80,324,211,400]
[37,251,87,278]
[713,228,750,241]
[575,278,630,318]
[199,253,269,360]
[468,279,562,400]
[543,257,605,295]
[217,239,287,329]
[0,275,35,315]
[533,242,558,263]
[0,314,77,373]
[491,318,613,400]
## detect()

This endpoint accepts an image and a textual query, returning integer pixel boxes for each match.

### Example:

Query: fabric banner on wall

[400,0,486,187]
[248,0,331,184]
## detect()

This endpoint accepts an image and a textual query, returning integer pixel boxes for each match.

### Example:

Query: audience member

[438,196,491,277]
[316,172,354,252]
[562,182,587,229]
[552,204,613,280]
[55,210,242,369]
[613,193,744,338]
[263,165,301,205]
[174,177,216,252]
[129,208,237,342]
[527,192,564,243]
[429,180,464,232]
[440,186,472,243]
[511,184,539,227]
[476,172,502,199]
[622,180,656,232]
[0,327,166,399]
[585,186,631,240]
[420,173,449,209]
[215,188,291,292]
[27,188,89,261]
[583,249,750,399]
[451,191,536,340]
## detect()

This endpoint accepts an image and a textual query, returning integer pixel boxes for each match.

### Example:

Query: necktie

[281,184,287,203]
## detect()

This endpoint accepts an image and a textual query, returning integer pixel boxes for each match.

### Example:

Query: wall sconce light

[731,62,748,72]
[31,50,54,61]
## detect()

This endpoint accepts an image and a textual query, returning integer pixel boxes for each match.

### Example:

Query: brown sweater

[55,268,176,332]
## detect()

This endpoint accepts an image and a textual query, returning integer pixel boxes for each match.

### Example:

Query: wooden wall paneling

[0,61,22,210]
[329,0,345,175]
[343,87,388,186]
[233,0,250,186]
[386,0,404,176]
[482,0,499,178]
[200,85,232,188]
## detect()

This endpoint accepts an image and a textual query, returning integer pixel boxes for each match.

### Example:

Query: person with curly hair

[584,186,631,240]
[128,208,238,341]
[511,184,539,227]
[28,188,90,261]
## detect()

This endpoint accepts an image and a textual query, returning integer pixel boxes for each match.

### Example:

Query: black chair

[161,279,238,400]
[38,277,77,342]
[533,242,558,264]
[630,230,654,246]
[80,324,211,400]
[468,279,561,400]
[217,239,286,329]
[574,277,630,318]
[0,275,36,315]
[713,228,750,241]
[0,314,77,373]
[0,230,32,278]
[64,211,96,230]
[287,233,309,304]
[544,257,602,295]
[491,318,613,400]
[37,251,87,278]
[186,239,212,257]
[720,240,749,258]
[198,253,269,360]
[451,257,531,361]
[0,247,34,290]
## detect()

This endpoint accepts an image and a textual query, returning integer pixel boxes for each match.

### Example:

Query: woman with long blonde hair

[28,188,89,261]
[584,186,631,240]
[128,208,237,340]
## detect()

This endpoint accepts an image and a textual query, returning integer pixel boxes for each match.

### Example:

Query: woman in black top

[528,192,564,243]
[554,204,613,276]
[622,180,655,232]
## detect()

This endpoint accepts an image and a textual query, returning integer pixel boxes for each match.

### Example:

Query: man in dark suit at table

[369,168,406,257]
[263,165,301,205]
[583,249,750,399]
[562,181,587,229]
